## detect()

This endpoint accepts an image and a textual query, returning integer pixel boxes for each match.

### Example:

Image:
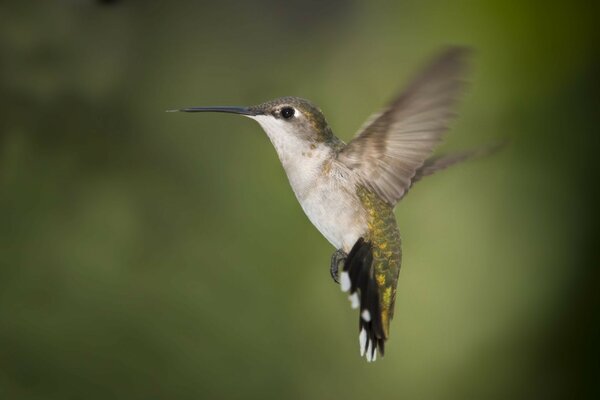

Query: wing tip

[426,45,473,80]
[440,45,473,59]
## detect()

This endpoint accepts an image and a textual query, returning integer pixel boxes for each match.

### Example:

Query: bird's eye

[281,107,295,119]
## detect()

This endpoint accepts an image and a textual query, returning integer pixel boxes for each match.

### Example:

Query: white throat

[250,114,366,251]
[251,115,332,199]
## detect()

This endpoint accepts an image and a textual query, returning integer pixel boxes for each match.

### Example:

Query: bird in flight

[170,47,493,362]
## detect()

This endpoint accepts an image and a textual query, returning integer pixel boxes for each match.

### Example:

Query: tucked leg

[330,248,347,284]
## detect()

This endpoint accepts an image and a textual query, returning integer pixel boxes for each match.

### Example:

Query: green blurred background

[1,1,598,399]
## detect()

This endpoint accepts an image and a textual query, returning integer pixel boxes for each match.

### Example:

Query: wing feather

[337,47,471,204]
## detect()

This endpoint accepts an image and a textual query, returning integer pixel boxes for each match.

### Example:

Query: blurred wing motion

[337,47,471,205]
[410,139,508,187]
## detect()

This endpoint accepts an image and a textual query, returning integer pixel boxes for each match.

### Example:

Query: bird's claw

[330,249,347,284]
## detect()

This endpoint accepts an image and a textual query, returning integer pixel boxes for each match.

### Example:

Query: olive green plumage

[357,186,402,338]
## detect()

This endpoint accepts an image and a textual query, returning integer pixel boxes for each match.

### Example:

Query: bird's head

[169,96,335,146]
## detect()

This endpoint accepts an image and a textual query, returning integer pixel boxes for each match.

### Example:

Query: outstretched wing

[337,47,470,205]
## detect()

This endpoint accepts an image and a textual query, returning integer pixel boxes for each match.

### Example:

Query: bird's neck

[253,115,338,199]
[274,137,333,199]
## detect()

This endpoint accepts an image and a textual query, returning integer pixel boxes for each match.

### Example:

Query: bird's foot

[330,249,347,284]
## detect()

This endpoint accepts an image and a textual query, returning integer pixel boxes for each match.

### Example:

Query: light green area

[0,1,596,399]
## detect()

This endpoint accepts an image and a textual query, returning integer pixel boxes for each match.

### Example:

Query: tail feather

[340,238,386,362]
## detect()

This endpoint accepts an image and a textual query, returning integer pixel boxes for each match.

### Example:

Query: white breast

[296,162,368,251]
[252,115,367,251]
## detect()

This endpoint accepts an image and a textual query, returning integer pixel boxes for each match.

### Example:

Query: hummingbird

[170,47,491,362]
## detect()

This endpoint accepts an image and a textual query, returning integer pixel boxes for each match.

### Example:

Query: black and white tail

[339,238,386,362]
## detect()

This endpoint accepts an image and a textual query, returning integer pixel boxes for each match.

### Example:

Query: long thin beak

[166,106,259,116]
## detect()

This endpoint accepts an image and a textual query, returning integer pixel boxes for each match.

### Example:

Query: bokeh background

[1,0,598,399]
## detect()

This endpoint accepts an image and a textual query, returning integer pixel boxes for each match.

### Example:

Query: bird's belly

[297,185,367,252]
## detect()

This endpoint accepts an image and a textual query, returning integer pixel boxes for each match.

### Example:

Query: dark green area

[1,1,598,399]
